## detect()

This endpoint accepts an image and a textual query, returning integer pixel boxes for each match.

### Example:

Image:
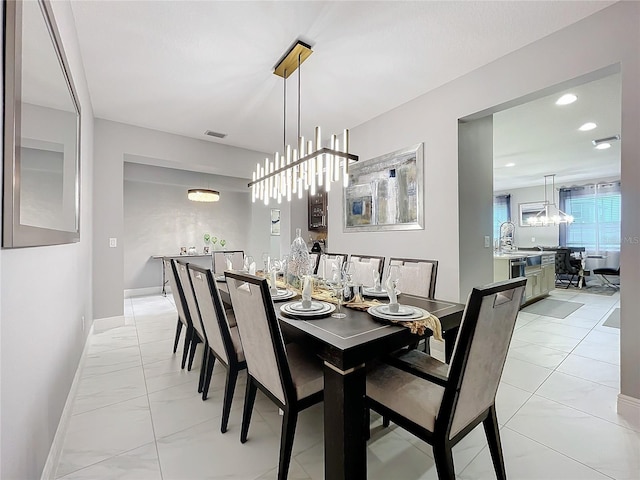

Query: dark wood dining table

[217,280,464,480]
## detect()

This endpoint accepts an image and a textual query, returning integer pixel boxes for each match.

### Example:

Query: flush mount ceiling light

[555,93,577,105]
[592,134,620,150]
[579,122,597,131]
[505,163,515,167]
[188,188,220,202]
[247,40,358,204]
[527,174,574,226]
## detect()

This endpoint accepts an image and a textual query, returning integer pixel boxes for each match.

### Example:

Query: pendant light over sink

[248,40,359,204]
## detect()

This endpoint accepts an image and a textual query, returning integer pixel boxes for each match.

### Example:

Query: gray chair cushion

[367,363,445,432]
[286,343,323,400]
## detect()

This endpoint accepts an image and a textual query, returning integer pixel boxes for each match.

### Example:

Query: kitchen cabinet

[494,252,555,305]
[308,190,327,231]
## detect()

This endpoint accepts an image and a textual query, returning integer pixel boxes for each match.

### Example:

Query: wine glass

[372,267,382,291]
[330,277,346,319]
[243,255,254,272]
[262,252,270,273]
[387,264,401,292]
[343,260,355,284]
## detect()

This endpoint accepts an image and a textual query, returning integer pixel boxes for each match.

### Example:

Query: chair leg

[433,442,455,480]
[364,407,371,441]
[202,352,216,401]
[240,377,257,444]
[382,416,390,428]
[173,319,182,353]
[483,405,507,480]
[221,368,239,433]
[187,335,200,371]
[181,326,193,369]
[198,345,209,393]
[277,410,298,480]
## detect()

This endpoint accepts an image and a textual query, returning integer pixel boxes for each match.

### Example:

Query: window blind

[493,194,511,241]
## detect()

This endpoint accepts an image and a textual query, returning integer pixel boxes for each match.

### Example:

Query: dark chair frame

[308,252,321,274]
[367,278,527,480]
[388,257,439,299]
[165,258,197,369]
[593,266,620,289]
[175,260,206,371]
[186,264,247,433]
[225,271,324,480]
[554,248,580,288]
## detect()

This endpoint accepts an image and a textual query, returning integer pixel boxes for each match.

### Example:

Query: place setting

[280,276,335,319]
[362,268,401,298]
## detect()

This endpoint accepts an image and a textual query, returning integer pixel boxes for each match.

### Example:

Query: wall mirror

[3,0,81,247]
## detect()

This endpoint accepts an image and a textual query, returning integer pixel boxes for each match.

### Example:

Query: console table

[151,254,213,295]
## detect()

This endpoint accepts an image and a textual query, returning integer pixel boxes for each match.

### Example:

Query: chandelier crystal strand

[286,145,292,201]
[334,138,341,184]
[251,171,256,203]
[309,139,316,195]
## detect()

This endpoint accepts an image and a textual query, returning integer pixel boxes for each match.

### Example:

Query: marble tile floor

[54,289,639,479]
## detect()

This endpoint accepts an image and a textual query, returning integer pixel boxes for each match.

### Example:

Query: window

[559,182,621,253]
[493,195,511,241]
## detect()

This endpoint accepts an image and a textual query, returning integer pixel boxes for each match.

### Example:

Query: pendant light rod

[248,148,358,188]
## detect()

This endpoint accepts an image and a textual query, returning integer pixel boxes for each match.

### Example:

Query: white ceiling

[494,72,621,191]
[69,0,615,165]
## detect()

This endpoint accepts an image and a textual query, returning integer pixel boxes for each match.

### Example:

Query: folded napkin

[302,275,312,306]
[269,269,278,295]
[249,262,256,275]
[386,275,398,304]
[226,257,233,270]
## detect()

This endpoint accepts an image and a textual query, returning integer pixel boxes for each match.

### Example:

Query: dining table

[217,278,464,480]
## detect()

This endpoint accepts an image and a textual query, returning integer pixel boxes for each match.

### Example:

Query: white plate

[287,301,325,312]
[375,305,415,316]
[362,287,401,298]
[367,305,429,322]
[280,302,335,318]
[270,289,296,301]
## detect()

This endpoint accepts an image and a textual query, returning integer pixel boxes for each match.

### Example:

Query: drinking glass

[373,268,382,291]
[243,255,254,272]
[330,280,346,318]
[262,252,270,273]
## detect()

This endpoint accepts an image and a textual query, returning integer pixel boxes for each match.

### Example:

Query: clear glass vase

[288,228,311,289]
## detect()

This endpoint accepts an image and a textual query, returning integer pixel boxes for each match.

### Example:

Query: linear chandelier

[188,188,220,202]
[527,174,574,226]
[248,40,358,204]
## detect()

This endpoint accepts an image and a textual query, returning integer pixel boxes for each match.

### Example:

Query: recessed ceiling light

[579,122,597,131]
[505,163,515,167]
[594,142,611,150]
[556,93,577,105]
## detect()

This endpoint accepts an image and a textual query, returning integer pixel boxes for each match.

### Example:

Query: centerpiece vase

[288,228,311,290]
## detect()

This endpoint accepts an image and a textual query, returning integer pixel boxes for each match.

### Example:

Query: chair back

[226,271,295,406]
[554,248,575,275]
[176,260,205,340]
[308,253,321,274]
[388,258,438,298]
[188,264,237,365]
[165,259,191,328]
[439,278,526,439]
[213,250,244,274]
[317,253,348,281]
[349,255,385,287]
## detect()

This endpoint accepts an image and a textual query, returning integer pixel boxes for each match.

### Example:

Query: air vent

[204,130,227,139]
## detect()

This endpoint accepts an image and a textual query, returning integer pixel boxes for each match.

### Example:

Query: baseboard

[124,286,164,298]
[40,323,94,480]
[617,394,640,428]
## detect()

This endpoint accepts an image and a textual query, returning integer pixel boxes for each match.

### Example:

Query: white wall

[123,163,255,290]
[329,3,640,405]
[93,120,268,319]
[0,1,94,478]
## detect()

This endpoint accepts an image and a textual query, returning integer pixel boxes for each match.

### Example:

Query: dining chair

[164,258,197,369]
[554,248,580,288]
[593,265,620,289]
[348,255,385,286]
[213,250,244,274]
[187,264,247,432]
[316,252,347,280]
[366,277,526,480]
[388,257,439,299]
[175,260,207,371]
[225,271,324,480]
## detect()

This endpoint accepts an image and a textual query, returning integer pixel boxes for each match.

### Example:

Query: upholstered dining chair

[316,253,348,281]
[175,260,207,371]
[225,271,324,480]
[213,250,244,275]
[554,248,580,288]
[388,257,439,299]
[187,264,247,433]
[348,255,385,287]
[366,277,526,480]
[164,258,197,369]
